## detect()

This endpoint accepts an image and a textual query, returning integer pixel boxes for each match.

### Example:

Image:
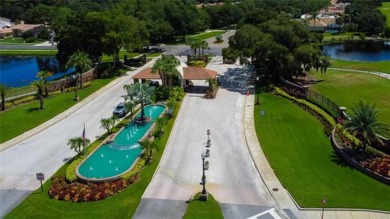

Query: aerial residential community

[0,0,389,218]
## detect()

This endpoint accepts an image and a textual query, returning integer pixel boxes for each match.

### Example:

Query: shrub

[361,157,390,177]
[121,158,146,183]
[188,60,206,68]
[49,90,61,96]
[11,95,36,106]
[25,37,37,43]
[66,157,84,182]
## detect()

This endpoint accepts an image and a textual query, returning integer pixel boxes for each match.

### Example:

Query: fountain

[126,154,129,158]
[115,167,119,171]
[90,166,93,170]
[101,153,104,158]
[109,160,112,164]
[127,134,130,140]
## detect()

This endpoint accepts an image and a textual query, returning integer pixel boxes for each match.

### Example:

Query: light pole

[255,76,260,105]
[321,198,326,219]
[200,151,208,201]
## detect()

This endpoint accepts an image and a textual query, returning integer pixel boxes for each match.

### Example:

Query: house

[0,20,44,38]
[305,17,337,32]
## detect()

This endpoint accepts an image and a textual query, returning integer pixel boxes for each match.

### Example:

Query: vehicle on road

[113,102,127,117]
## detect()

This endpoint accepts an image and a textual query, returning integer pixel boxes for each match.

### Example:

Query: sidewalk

[243,94,390,219]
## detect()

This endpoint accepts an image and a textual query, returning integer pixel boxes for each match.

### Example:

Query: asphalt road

[0,62,155,218]
[133,60,278,219]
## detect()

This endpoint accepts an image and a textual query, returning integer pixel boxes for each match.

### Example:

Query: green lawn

[0,78,114,143]
[0,37,44,44]
[380,2,390,27]
[330,59,390,74]
[5,101,181,218]
[189,30,225,41]
[309,70,390,125]
[183,193,223,219]
[255,93,390,210]
[0,50,58,56]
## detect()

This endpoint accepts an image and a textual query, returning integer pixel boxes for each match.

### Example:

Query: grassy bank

[5,101,182,218]
[183,193,223,219]
[330,59,390,74]
[0,78,114,143]
[190,30,225,41]
[0,50,58,56]
[309,70,390,124]
[380,2,390,27]
[255,93,390,210]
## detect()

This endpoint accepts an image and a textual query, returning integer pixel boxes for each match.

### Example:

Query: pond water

[0,56,74,87]
[322,41,390,61]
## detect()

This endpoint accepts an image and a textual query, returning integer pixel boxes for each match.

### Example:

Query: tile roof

[0,23,43,34]
[183,67,217,80]
[132,67,161,79]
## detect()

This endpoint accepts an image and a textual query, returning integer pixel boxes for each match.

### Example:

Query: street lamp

[321,198,326,219]
[200,151,208,201]
[255,76,260,105]
[207,129,210,140]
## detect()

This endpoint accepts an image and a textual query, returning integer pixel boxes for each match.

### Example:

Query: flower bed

[48,176,135,202]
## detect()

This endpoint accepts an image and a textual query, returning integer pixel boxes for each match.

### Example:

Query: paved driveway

[134,59,278,219]
[0,62,155,218]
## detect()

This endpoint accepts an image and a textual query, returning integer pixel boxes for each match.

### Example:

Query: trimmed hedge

[121,158,146,181]
[65,157,85,182]
[274,87,336,135]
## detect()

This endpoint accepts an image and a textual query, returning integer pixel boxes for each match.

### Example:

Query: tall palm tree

[0,83,10,111]
[155,116,168,136]
[66,52,92,89]
[36,70,53,97]
[124,83,155,121]
[151,55,180,88]
[186,37,202,56]
[139,138,158,163]
[200,40,209,56]
[31,80,45,110]
[68,137,90,156]
[344,101,390,150]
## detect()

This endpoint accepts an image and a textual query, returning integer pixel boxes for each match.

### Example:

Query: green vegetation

[190,30,225,41]
[309,70,390,124]
[0,50,58,56]
[101,51,140,63]
[0,78,113,143]
[0,37,44,44]
[183,193,223,219]
[330,59,390,74]
[254,93,390,210]
[5,100,182,218]
[380,2,390,27]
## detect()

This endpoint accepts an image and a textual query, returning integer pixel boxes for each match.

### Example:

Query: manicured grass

[323,32,358,38]
[380,2,390,27]
[0,37,44,44]
[309,70,390,124]
[101,51,140,63]
[0,50,58,56]
[330,59,390,74]
[0,78,114,143]
[183,193,223,219]
[189,30,225,41]
[5,101,181,218]
[255,93,390,210]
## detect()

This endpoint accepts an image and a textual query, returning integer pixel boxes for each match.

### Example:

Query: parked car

[113,102,127,117]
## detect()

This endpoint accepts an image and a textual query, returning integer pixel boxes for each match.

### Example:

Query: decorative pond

[322,41,390,61]
[77,105,166,182]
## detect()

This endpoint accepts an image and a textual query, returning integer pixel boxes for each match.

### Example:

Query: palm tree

[124,100,136,116]
[124,83,155,121]
[100,116,117,133]
[66,52,92,89]
[139,138,158,163]
[344,101,390,151]
[0,83,10,111]
[68,137,90,156]
[200,40,209,56]
[151,55,180,88]
[186,37,202,56]
[36,70,53,97]
[155,116,168,136]
[31,80,45,110]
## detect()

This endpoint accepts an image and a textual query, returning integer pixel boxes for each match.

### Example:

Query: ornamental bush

[65,157,84,182]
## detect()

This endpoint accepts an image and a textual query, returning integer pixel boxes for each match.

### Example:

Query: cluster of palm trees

[151,55,180,88]
[186,37,210,57]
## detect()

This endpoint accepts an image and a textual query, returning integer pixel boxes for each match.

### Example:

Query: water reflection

[0,56,74,87]
[322,42,390,61]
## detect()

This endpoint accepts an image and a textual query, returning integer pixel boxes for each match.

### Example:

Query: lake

[322,41,390,61]
[0,56,74,87]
